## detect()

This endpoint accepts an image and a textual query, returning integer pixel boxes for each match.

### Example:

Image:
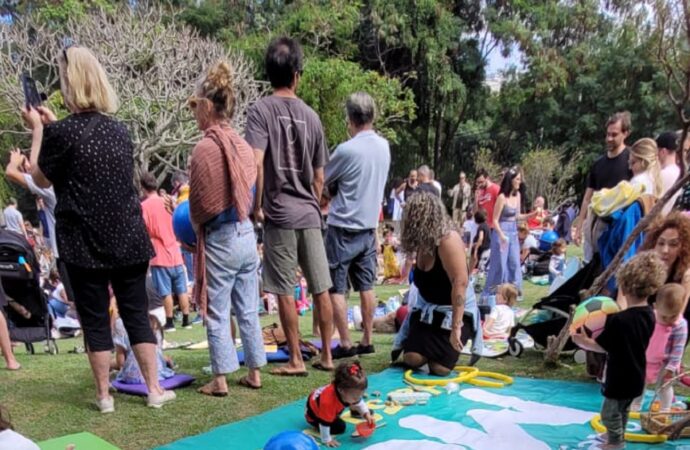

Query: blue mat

[157,368,690,450]
[237,348,290,365]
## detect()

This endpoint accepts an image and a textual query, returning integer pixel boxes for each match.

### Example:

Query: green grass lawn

[2,246,688,449]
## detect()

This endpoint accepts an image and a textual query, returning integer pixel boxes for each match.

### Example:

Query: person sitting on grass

[548,239,567,284]
[482,283,517,339]
[632,283,687,412]
[571,251,666,450]
[111,305,175,385]
[0,404,39,450]
[306,361,374,447]
[47,278,73,319]
[517,222,538,265]
[398,193,477,376]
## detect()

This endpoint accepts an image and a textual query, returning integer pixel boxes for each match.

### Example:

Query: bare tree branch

[0,6,267,177]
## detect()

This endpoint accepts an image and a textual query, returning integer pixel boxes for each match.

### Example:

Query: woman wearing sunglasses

[21,45,175,412]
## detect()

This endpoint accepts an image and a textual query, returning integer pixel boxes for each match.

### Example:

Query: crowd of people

[1,33,690,450]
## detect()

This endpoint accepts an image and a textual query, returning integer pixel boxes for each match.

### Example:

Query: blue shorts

[325,226,377,294]
[151,265,188,297]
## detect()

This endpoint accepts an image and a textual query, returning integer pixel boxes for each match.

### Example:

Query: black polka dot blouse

[38,112,154,269]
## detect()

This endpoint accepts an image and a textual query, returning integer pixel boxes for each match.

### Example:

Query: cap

[656,131,679,151]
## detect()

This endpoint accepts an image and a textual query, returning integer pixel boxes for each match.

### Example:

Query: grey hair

[417,165,431,178]
[345,92,376,127]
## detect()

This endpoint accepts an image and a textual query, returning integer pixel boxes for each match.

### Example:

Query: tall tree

[358,0,489,176]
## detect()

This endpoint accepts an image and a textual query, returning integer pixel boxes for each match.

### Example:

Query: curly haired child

[305,361,374,447]
[571,251,666,449]
[632,283,688,412]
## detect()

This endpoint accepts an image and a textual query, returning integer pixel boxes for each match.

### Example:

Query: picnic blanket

[156,367,690,450]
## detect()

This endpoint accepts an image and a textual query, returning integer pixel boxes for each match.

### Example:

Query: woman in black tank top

[398,192,472,375]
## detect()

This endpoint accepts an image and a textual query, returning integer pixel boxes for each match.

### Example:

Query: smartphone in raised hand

[21,73,42,109]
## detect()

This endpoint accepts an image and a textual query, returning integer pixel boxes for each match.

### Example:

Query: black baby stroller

[524,247,551,277]
[0,229,57,355]
[507,254,601,358]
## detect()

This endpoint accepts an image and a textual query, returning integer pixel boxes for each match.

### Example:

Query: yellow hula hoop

[590,413,667,443]
[404,366,479,386]
[465,371,514,388]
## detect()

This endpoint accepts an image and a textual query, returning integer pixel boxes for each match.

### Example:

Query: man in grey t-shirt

[3,198,25,238]
[245,37,334,375]
[326,92,390,359]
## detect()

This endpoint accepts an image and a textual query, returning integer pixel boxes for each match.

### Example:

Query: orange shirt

[141,195,184,267]
[307,383,345,424]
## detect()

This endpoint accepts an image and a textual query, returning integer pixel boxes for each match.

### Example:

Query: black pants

[66,261,155,352]
[306,402,347,435]
[56,258,76,303]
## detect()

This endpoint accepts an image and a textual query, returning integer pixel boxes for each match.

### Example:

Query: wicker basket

[640,372,690,438]
[641,411,690,437]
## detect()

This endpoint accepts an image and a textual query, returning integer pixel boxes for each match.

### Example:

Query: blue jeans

[483,221,522,296]
[48,298,69,318]
[205,220,266,374]
[182,248,194,283]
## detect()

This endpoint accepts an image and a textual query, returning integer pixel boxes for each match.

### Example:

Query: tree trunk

[433,100,444,172]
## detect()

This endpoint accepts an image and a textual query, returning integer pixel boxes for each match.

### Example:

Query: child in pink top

[632,283,688,412]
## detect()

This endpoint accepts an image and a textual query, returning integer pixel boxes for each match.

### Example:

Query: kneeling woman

[400,192,473,376]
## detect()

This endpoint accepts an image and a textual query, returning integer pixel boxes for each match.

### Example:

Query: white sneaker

[147,390,176,408]
[96,396,114,414]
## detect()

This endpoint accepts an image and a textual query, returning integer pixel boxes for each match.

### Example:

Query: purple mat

[112,374,195,396]
[310,338,340,350]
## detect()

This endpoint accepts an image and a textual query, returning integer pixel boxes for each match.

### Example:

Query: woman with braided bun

[188,61,266,396]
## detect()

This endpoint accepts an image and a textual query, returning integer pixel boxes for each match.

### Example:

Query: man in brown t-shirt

[245,37,334,375]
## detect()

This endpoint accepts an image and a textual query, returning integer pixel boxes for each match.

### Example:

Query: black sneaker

[356,344,375,355]
[390,348,403,363]
[331,345,357,360]
[164,324,176,333]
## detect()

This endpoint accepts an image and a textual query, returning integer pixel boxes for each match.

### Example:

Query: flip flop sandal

[238,376,262,390]
[197,385,228,397]
[269,366,309,377]
[312,361,334,372]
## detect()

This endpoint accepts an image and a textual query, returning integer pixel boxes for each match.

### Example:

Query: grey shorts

[326,226,377,294]
[262,224,332,296]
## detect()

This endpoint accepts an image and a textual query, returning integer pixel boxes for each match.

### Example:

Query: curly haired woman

[398,192,476,375]
[639,212,690,312]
